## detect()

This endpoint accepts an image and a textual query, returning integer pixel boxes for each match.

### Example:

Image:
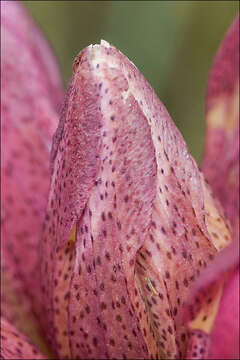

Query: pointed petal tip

[42,37,232,359]
[100,39,111,47]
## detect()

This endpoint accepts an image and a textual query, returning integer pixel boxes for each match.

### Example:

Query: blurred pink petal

[1,0,63,345]
[202,14,240,360]
[185,15,239,360]
[1,1,63,110]
[41,41,230,359]
[203,14,239,227]
[1,317,48,360]
[208,269,239,359]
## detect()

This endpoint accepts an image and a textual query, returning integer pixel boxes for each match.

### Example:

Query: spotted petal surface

[1,0,63,347]
[41,41,230,359]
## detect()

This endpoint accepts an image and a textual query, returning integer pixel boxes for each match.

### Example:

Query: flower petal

[1,317,48,359]
[185,15,239,359]
[208,269,239,359]
[203,14,239,227]
[202,15,239,357]
[1,1,63,110]
[186,258,239,359]
[1,0,63,347]
[42,41,230,359]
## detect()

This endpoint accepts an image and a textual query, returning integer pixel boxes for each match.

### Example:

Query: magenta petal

[203,14,239,227]
[208,269,239,359]
[1,0,63,342]
[1,1,63,110]
[41,41,231,359]
[206,14,239,108]
[188,15,239,359]
[1,317,48,360]
[42,45,156,358]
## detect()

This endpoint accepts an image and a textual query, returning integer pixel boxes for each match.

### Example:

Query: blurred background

[24,1,238,163]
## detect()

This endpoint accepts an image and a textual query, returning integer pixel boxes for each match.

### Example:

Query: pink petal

[208,269,239,359]
[203,15,239,358]
[185,15,239,359]
[203,14,239,227]
[1,1,63,110]
[1,0,63,345]
[1,317,48,359]
[41,41,230,359]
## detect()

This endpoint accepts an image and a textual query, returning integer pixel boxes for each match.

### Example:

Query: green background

[24,1,238,163]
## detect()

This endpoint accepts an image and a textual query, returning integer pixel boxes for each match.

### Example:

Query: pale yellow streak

[207,85,239,133]
[189,284,223,334]
[68,224,77,243]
